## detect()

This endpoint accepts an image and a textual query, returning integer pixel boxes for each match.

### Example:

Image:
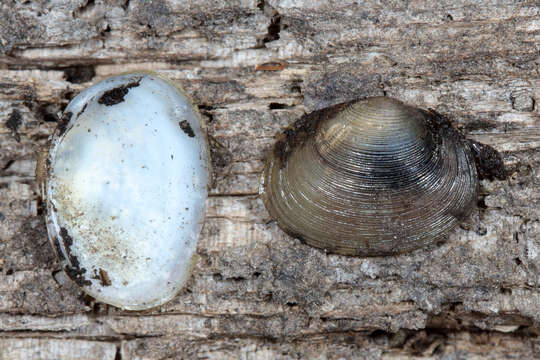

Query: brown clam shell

[260,97,478,256]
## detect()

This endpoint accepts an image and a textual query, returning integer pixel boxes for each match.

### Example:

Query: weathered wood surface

[1,0,539,358]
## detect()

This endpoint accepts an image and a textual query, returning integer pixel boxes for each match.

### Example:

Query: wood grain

[1,0,539,358]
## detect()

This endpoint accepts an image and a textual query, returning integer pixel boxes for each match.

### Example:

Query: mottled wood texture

[1,0,539,359]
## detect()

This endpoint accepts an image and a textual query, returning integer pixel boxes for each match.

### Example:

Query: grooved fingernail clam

[38,73,210,310]
[260,97,492,256]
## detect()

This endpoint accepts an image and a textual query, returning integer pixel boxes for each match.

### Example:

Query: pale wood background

[0,0,539,359]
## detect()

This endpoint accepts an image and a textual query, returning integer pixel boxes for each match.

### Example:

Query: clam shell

[260,97,478,256]
[42,73,210,309]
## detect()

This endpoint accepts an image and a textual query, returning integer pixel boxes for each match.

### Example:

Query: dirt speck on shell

[98,79,141,106]
[99,268,111,287]
[179,120,195,137]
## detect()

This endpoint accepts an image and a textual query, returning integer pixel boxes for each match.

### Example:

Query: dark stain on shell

[99,268,112,287]
[53,237,67,262]
[179,120,195,137]
[60,227,73,248]
[98,79,141,106]
[77,103,88,118]
[65,264,91,287]
[60,227,91,286]
[57,111,73,136]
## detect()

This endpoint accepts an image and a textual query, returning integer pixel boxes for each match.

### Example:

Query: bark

[0,0,539,359]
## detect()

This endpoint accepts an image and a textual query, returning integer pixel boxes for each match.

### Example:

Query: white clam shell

[44,73,210,310]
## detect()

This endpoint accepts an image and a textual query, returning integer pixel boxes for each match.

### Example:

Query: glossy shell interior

[44,73,210,310]
[260,97,478,256]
